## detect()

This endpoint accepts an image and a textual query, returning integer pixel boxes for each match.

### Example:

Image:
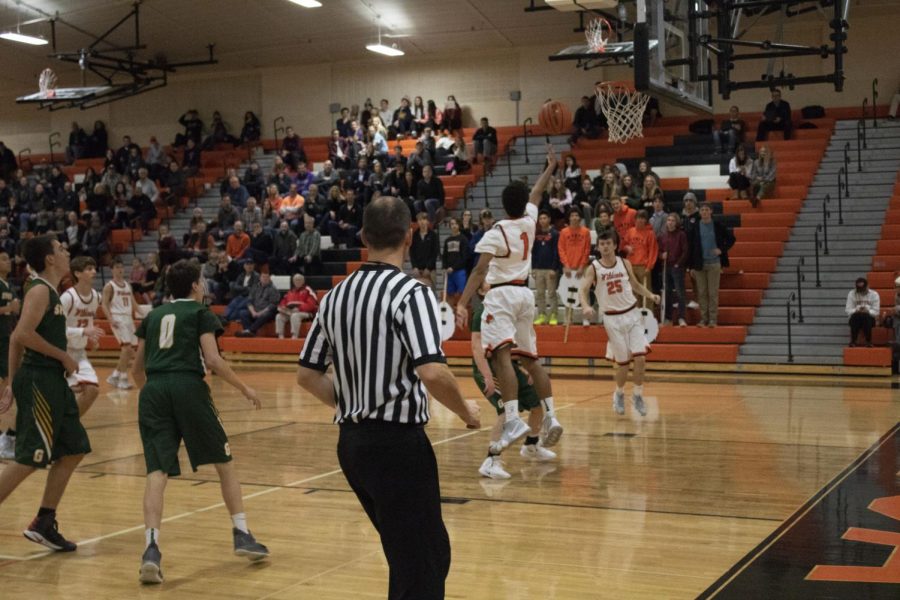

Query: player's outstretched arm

[199,333,261,409]
[580,265,597,319]
[132,340,147,388]
[455,252,492,328]
[296,365,336,408]
[529,145,558,207]
[624,259,661,303]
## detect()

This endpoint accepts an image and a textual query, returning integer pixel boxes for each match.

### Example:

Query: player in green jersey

[132,259,268,584]
[471,283,560,480]
[0,236,91,552]
[0,250,22,459]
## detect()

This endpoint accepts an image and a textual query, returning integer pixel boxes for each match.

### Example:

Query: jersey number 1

[520,232,529,260]
[159,314,176,349]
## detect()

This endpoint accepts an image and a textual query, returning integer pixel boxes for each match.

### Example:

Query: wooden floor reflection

[0,369,897,599]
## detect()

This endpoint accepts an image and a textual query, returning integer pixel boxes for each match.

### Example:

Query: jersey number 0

[159,314,176,349]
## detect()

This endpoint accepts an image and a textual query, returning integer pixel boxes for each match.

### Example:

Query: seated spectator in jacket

[335,107,352,138]
[846,277,879,347]
[472,117,498,164]
[240,111,261,145]
[611,196,636,250]
[416,165,445,224]
[328,188,362,248]
[160,161,187,207]
[66,121,87,164]
[713,106,746,154]
[329,129,351,169]
[280,126,306,169]
[658,212,689,326]
[224,175,250,209]
[223,260,259,319]
[213,252,241,305]
[174,110,203,147]
[649,194,668,238]
[270,220,298,274]
[128,184,157,233]
[574,176,599,221]
[442,217,469,306]
[213,195,237,240]
[406,142,430,181]
[182,138,201,175]
[410,212,439,287]
[136,167,159,204]
[235,272,281,337]
[279,183,305,227]
[347,157,372,199]
[570,96,601,145]
[145,136,166,180]
[242,161,265,199]
[315,160,340,194]
[756,88,792,141]
[184,220,212,262]
[728,145,753,199]
[226,220,251,259]
[688,203,735,327]
[293,214,321,275]
[116,135,140,174]
[623,210,659,311]
[245,221,273,266]
[202,110,239,149]
[533,211,561,326]
[275,273,319,339]
[392,97,414,138]
[241,196,262,228]
[156,222,180,267]
[749,145,777,205]
[269,163,291,194]
[387,144,407,170]
[558,207,592,324]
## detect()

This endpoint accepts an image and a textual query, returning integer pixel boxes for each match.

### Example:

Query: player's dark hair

[110,257,124,268]
[167,259,202,299]
[501,180,529,218]
[22,234,56,273]
[70,255,96,274]
[362,196,411,251]
[597,229,617,242]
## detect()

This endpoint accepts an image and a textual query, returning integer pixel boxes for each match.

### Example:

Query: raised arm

[530,146,558,207]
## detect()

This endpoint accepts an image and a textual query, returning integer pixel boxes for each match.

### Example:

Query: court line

[255,550,383,600]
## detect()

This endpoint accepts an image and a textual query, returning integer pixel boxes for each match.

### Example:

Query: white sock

[633,385,644,396]
[231,512,248,534]
[615,386,625,395]
[112,370,121,378]
[541,396,555,416]
[504,400,519,422]
[145,527,159,548]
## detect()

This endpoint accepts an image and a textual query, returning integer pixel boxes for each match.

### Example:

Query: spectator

[544,177,573,225]
[135,252,161,298]
[406,142,429,181]
[392,97,414,138]
[203,111,239,150]
[472,117,498,165]
[225,175,250,209]
[611,196,636,250]
[649,194,668,238]
[227,220,251,259]
[269,163,291,194]
[713,106,746,155]
[328,188,362,248]
[216,194,238,235]
[271,220,298,274]
[174,110,204,147]
[160,160,187,206]
[63,211,85,256]
[750,145,777,206]
[125,145,145,180]
[242,161,265,200]
[623,210,659,311]
[618,174,640,208]
[418,127,437,162]
[658,212,688,327]
[845,277,879,347]
[562,155,582,192]
[224,260,259,321]
[87,120,108,158]
[687,203,735,327]
[66,121,87,164]
[397,169,417,216]
[316,160,340,194]
[591,205,616,247]
[329,129,351,169]
[573,176,598,220]
[275,274,319,339]
[412,96,427,131]
[347,157,372,199]
[416,165,445,224]
[378,99,393,133]
[245,221,273,266]
[728,145,753,199]
[235,272,281,337]
[533,211,561,326]
[115,135,140,174]
[636,160,660,191]
[448,132,470,174]
[182,138,201,175]
[368,160,387,200]
[81,166,99,193]
[756,88,792,141]
[442,217,469,306]
[336,107,353,138]
[128,183,157,233]
[410,212,439,287]
[370,125,389,158]
[130,257,148,303]
[681,192,701,236]
[82,215,108,263]
[639,176,662,213]
[643,96,661,127]
[443,95,463,132]
[387,144,407,170]
[136,168,160,204]
[570,96,601,145]
[212,252,240,305]
[184,221,212,261]
[599,171,621,205]
[0,142,15,183]
[240,111,262,145]
[157,223,180,266]
[558,207,592,325]
[294,214,321,275]
[279,183,305,227]
[303,183,328,225]
[145,136,165,180]
[241,196,262,227]
[293,161,315,196]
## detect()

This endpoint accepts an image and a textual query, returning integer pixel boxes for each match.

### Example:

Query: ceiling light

[286,0,322,7]
[0,31,48,45]
[366,42,403,57]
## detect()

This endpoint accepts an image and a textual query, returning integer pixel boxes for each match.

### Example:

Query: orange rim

[597,80,637,93]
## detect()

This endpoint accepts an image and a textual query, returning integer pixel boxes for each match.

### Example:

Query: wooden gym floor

[0,368,898,599]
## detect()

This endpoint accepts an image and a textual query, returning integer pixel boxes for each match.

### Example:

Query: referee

[296,196,481,600]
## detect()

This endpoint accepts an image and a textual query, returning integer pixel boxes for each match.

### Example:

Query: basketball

[538,100,572,134]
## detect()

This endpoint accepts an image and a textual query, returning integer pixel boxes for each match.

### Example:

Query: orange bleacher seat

[727,257,778,272]
[739,213,796,227]
[876,240,900,255]
[843,347,891,367]
[866,272,898,288]
[719,199,804,213]
[727,241,784,258]
[734,227,790,242]
[872,256,900,271]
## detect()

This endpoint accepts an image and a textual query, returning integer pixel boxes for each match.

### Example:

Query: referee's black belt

[491,280,528,289]
[605,302,637,316]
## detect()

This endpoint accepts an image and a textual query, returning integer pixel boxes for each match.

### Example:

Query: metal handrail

[273,116,285,151]
[855,120,864,171]
[814,225,823,288]
[482,165,489,206]
[862,97,868,122]
[503,137,516,183]
[461,181,474,211]
[786,292,797,363]
[843,141,850,178]
[821,195,830,256]
[872,78,879,128]
[795,257,805,323]
[522,117,533,164]
[836,166,845,225]
[48,132,61,164]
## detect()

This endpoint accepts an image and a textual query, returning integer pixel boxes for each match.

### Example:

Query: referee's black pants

[338,421,451,600]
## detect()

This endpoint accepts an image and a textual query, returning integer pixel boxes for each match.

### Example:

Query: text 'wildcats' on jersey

[136,299,224,378]
[592,257,638,313]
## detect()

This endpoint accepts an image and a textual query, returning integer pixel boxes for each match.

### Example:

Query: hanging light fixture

[366,22,403,57]
[0,0,47,46]
[286,0,322,7]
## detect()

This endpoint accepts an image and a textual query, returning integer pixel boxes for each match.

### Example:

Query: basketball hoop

[585,17,611,54]
[38,68,58,99]
[595,80,649,144]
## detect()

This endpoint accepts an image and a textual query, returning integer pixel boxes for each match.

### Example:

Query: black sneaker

[233,528,269,561]
[139,542,164,584]
[23,514,77,552]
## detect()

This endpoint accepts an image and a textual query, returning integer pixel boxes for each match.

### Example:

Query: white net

[38,68,58,97]
[585,18,609,53]
[596,82,649,144]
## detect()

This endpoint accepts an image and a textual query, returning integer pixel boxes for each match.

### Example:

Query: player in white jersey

[61,256,104,414]
[102,258,140,390]
[457,146,563,452]
[581,229,660,416]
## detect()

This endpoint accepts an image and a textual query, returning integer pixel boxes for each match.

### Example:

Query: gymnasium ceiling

[0,0,895,94]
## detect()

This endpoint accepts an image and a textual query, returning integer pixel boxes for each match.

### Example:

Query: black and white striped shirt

[298,262,445,424]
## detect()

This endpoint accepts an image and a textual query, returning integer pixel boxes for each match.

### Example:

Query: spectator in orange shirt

[264,184,282,214]
[226,220,251,259]
[623,210,659,310]
[558,208,592,325]
[611,196,636,252]
[280,183,305,228]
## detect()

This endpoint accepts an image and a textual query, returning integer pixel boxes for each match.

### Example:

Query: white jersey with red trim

[105,280,134,316]
[61,287,101,351]
[475,203,538,285]
[592,257,638,313]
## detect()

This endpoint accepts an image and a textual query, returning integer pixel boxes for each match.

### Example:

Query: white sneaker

[0,433,14,460]
[520,443,557,462]
[687,300,700,310]
[632,392,647,417]
[479,456,511,479]
[540,414,564,448]
[499,416,531,448]
[613,390,625,415]
[117,376,133,390]
[678,318,687,327]
[106,373,121,386]
[582,319,591,326]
